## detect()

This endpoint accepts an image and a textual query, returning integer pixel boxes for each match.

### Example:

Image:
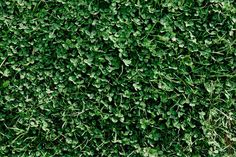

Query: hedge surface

[0,0,236,156]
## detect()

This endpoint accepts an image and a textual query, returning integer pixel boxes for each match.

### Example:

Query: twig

[0,57,7,68]
[117,64,123,80]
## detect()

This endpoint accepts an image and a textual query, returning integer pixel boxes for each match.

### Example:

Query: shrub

[0,0,235,156]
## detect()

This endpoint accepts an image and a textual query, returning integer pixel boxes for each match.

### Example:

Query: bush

[0,0,235,156]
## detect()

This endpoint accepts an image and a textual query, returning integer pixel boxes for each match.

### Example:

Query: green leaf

[2,80,10,88]
[133,82,141,91]
[2,69,10,77]
[204,82,215,94]
[122,59,131,66]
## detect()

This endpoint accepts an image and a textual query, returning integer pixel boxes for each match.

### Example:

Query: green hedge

[0,0,236,156]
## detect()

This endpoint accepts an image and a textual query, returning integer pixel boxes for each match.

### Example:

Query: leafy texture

[0,0,236,156]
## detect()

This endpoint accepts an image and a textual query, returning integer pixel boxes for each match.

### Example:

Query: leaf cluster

[0,0,236,156]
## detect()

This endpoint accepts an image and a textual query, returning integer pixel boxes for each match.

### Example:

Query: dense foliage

[0,0,236,156]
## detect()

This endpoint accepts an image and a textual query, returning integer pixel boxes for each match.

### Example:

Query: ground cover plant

[0,0,236,156]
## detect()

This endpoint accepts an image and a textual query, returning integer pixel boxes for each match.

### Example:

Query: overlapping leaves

[0,0,235,156]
